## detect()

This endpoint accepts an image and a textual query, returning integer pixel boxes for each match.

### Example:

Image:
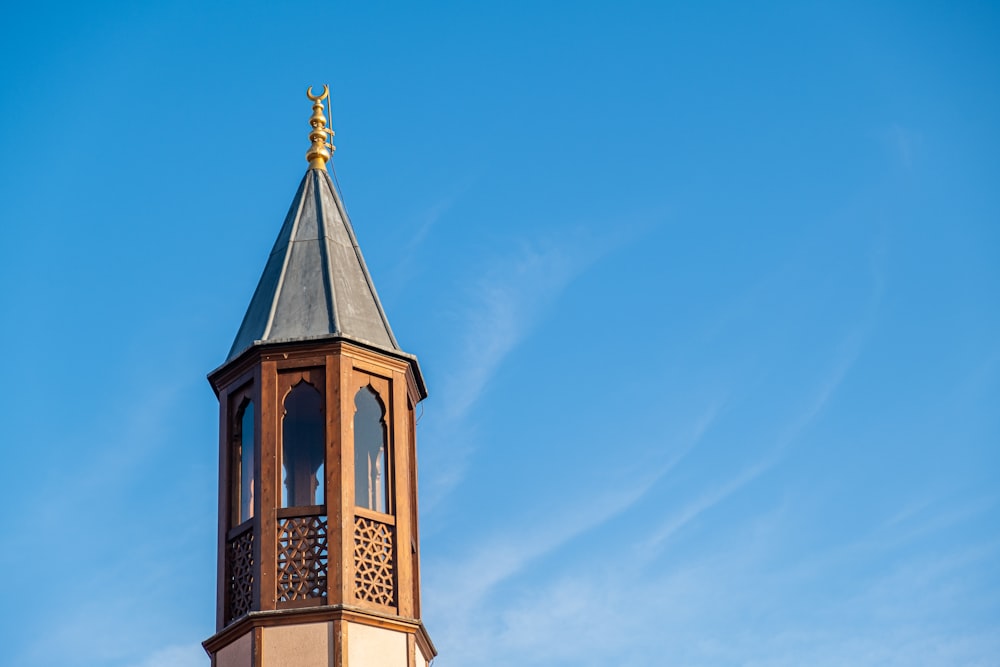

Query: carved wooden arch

[350,370,391,409]
[353,381,387,422]
[280,376,322,412]
[354,381,387,416]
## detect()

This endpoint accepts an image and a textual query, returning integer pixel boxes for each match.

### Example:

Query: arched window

[232,399,255,525]
[281,381,325,507]
[354,386,389,513]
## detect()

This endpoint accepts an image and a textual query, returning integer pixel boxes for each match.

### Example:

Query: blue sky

[1,2,998,666]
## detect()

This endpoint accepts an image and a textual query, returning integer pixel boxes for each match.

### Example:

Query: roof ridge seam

[262,169,310,340]
[313,170,341,336]
[319,169,401,350]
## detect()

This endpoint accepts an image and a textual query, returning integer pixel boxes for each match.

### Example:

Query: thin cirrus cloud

[426,237,889,666]
[423,396,726,664]
[643,289,876,554]
[439,236,605,423]
[433,482,999,667]
[420,228,632,511]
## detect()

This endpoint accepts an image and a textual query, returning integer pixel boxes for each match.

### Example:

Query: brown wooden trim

[343,345,407,377]
[407,632,416,667]
[258,359,278,611]
[325,352,346,606]
[408,397,422,618]
[208,337,427,400]
[338,353,356,605]
[209,349,267,397]
[276,596,325,609]
[216,369,256,405]
[252,625,263,667]
[275,505,325,519]
[226,518,253,542]
[277,367,325,398]
[415,621,437,661]
[353,505,396,525]
[332,617,347,667]
[393,368,414,618]
[405,368,422,410]
[351,595,399,615]
[203,604,432,654]
[215,384,231,632]
[274,354,328,371]
[249,364,262,616]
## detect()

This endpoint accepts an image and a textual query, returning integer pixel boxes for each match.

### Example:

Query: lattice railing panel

[276,515,328,602]
[354,515,395,605]
[226,529,254,622]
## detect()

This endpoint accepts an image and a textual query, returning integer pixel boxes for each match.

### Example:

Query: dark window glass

[354,387,389,513]
[282,382,325,507]
[238,400,255,522]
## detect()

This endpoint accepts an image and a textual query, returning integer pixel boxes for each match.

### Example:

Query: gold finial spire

[306,85,335,169]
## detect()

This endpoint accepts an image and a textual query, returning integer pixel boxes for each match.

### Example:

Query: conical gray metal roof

[227,167,400,362]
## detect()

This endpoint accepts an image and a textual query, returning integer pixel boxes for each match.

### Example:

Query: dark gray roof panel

[227,168,399,361]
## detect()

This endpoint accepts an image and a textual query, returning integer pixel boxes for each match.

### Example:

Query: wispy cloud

[421,229,634,510]
[433,492,1000,667]
[639,304,874,554]
[427,225,926,667]
[642,458,772,551]
[439,237,602,424]
[385,181,474,293]
[428,419,713,613]
[425,397,725,661]
[430,476,661,609]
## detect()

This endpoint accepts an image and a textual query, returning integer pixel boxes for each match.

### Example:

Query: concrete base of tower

[205,607,436,667]
[215,630,252,667]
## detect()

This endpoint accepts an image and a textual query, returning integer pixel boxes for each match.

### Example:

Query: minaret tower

[203,87,436,667]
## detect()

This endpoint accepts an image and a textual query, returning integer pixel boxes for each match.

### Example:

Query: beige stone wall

[216,631,252,667]
[262,621,333,667]
[213,619,421,667]
[347,621,408,667]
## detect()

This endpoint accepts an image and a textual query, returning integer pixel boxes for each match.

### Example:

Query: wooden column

[250,364,262,616]
[258,359,278,611]
[215,384,232,632]
[393,368,414,618]
[407,395,421,618]
[338,348,357,605]
[325,352,346,605]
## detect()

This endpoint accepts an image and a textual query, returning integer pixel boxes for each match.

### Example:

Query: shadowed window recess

[232,399,255,525]
[354,386,389,513]
[281,382,325,507]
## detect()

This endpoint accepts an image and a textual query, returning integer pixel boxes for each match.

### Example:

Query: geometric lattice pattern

[353,515,395,605]
[276,516,328,603]
[226,529,254,622]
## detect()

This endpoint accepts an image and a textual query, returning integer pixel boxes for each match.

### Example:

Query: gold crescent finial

[305,84,334,169]
[306,84,329,102]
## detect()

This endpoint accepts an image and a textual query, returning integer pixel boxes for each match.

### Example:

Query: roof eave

[209,334,428,401]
